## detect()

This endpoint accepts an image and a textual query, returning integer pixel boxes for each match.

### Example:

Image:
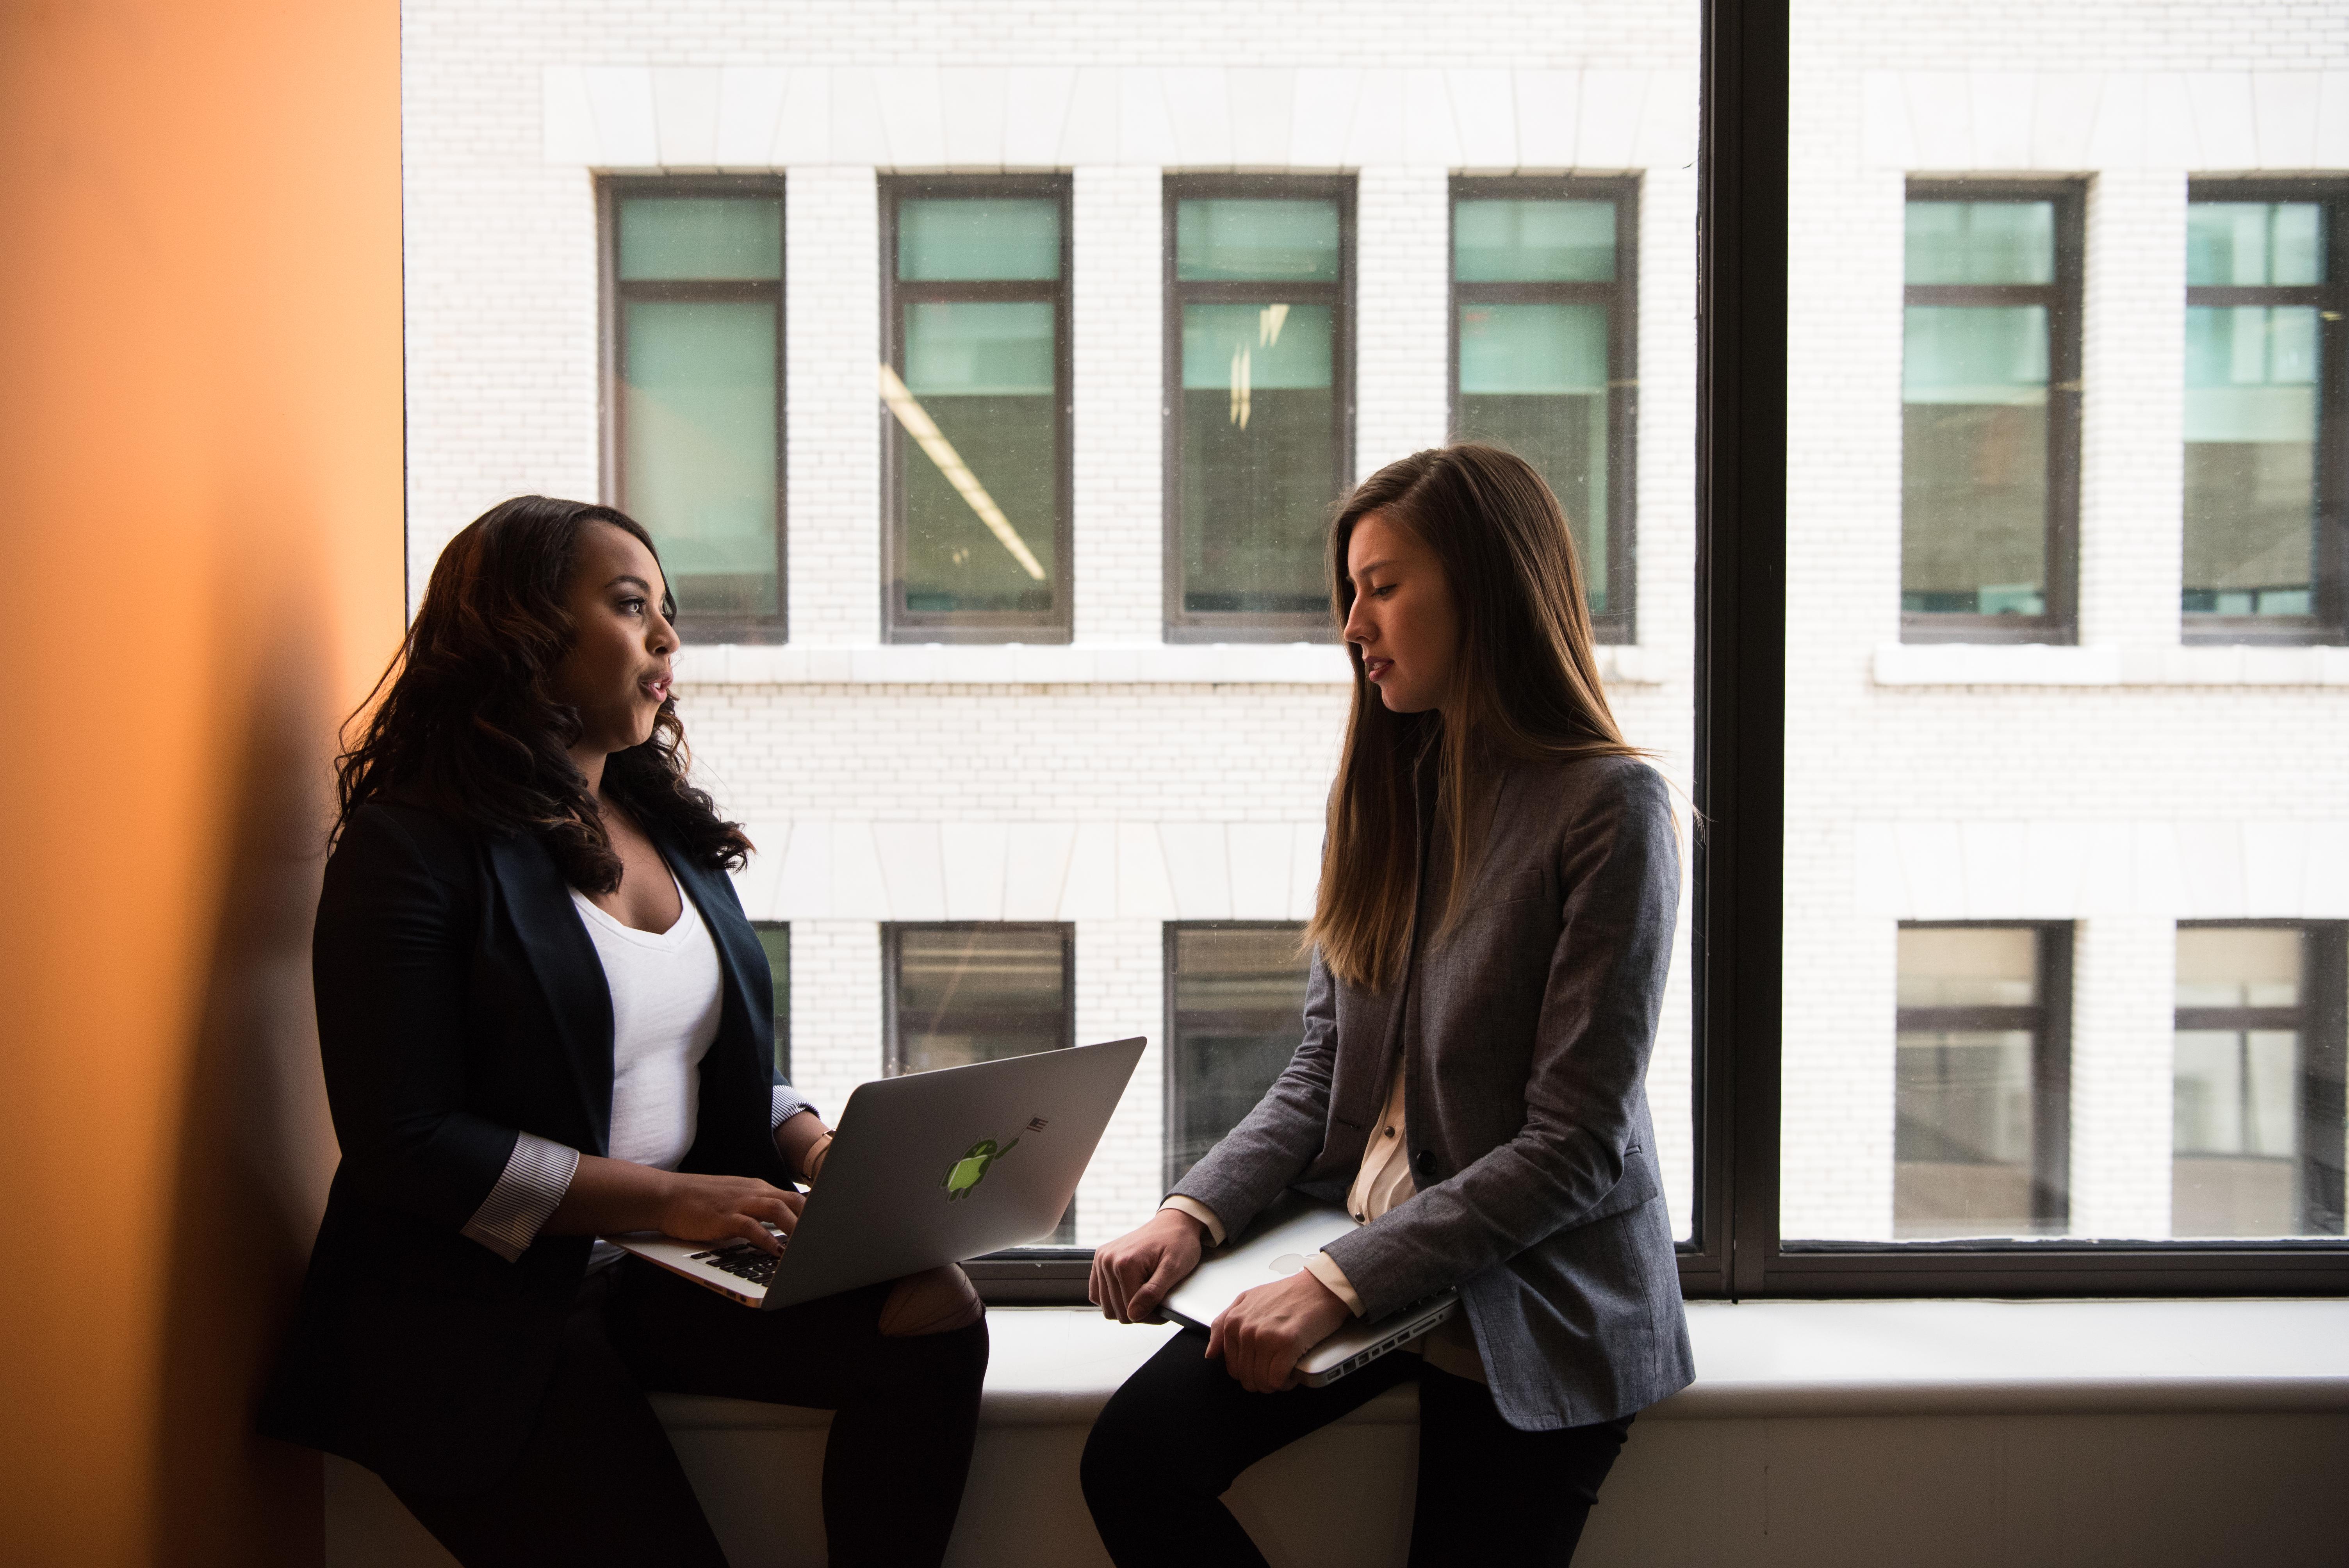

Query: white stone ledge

[1873,642,2349,689]
[647,1298,2349,1434]
[680,642,1663,687]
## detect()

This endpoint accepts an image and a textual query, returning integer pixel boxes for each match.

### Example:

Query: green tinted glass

[618,197,781,281]
[754,923,790,1079]
[1905,201,2055,286]
[2183,305,2319,617]
[2188,202,2323,287]
[1456,302,1611,611]
[1903,305,2049,404]
[1176,200,1341,282]
[1179,302,1332,391]
[619,298,777,618]
[1902,305,2050,616]
[1453,200,1615,282]
[897,302,1057,615]
[898,198,1060,281]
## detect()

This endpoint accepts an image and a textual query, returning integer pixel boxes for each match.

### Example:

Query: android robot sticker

[942,1136,1018,1200]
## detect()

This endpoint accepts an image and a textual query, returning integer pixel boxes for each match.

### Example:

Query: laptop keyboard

[688,1240,784,1287]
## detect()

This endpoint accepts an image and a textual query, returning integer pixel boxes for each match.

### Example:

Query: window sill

[1873,642,2349,688]
[675,642,1664,687]
[645,1297,2349,1433]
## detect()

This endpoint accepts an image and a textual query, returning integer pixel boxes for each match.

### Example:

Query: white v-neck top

[569,872,725,1173]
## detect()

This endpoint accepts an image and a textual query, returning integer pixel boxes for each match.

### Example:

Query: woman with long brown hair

[261,496,985,1568]
[1082,444,1692,1566]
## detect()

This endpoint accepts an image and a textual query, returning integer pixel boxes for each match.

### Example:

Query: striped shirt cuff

[1159,1195,1226,1247]
[460,1133,581,1263]
[771,1084,815,1130]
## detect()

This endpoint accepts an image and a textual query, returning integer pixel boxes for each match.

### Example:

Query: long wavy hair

[333,495,751,891]
[1305,444,1643,992]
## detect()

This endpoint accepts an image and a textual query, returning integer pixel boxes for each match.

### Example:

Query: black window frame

[2173,920,2349,1237]
[1448,173,1641,645]
[2180,178,2349,647]
[1162,173,1356,645]
[1162,920,1313,1195]
[1891,921,2073,1238]
[879,173,1075,645]
[1898,176,2085,647]
[971,2,2349,1304]
[599,174,789,645]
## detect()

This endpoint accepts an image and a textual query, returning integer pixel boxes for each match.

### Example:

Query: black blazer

[260,800,800,1494]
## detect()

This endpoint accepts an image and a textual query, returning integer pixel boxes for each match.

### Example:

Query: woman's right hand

[654,1173,805,1255]
[1089,1208,1206,1323]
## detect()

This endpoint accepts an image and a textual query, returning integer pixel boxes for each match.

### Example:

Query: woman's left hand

[1205,1269,1353,1393]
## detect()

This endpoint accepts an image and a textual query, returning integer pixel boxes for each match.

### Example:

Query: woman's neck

[569,745,607,803]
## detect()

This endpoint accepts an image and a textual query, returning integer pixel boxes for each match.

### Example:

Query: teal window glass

[899,301,1059,613]
[1451,187,1633,629]
[2184,199,2328,624]
[1167,187,1348,629]
[1176,200,1341,282]
[1457,300,1613,613]
[620,296,779,618]
[611,190,784,625]
[1905,201,2055,285]
[1166,926,1311,1192]
[1453,200,1616,282]
[2188,203,2324,288]
[1901,195,2069,621]
[1179,300,1338,615]
[618,196,782,282]
[898,198,1061,282]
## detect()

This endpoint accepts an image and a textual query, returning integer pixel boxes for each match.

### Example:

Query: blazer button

[1413,1150,1436,1178]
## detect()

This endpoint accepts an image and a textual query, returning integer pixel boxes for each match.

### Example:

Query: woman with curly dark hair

[262,497,986,1568]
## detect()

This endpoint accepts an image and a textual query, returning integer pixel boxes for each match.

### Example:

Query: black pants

[384,1261,989,1568]
[1082,1330,1632,1568]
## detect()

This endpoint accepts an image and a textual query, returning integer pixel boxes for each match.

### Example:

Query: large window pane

[1893,927,2066,1239]
[1178,300,1336,615]
[886,924,1072,1076]
[753,922,790,1080]
[883,182,1069,639]
[2183,192,2335,636]
[620,298,780,619]
[2174,925,2347,1238]
[608,185,784,631]
[901,301,1058,613]
[1896,188,2078,639]
[1166,182,1349,638]
[1165,925,1311,1192]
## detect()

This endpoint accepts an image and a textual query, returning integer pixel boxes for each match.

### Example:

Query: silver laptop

[609,1035,1145,1310]
[1161,1189,1460,1386]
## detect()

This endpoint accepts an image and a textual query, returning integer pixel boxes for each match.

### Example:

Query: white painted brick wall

[1070,166,1165,643]
[784,165,882,645]
[1355,167,1451,480]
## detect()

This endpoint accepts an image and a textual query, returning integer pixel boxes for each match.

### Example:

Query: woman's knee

[877,1264,982,1338]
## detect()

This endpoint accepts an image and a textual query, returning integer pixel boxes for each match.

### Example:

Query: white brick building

[403,0,2346,1249]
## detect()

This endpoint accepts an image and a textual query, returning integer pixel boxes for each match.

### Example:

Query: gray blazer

[1169,752,1692,1430]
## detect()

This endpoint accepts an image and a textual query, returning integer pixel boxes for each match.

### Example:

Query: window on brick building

[2182,184,2347,644]
[1451,177,1639,643]
[1164,176,1354,642]
[603,178,787,639]
[884,922,1076,1241]
[2173,923,2347,1238]
[881,177,1073,643]
[1900,182,2083,644]
[752,921,790,1081]
[1164,924,1312,1192]
[1893,925,2071,1239]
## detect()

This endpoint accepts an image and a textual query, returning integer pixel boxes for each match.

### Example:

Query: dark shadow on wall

[151,640,340,1567]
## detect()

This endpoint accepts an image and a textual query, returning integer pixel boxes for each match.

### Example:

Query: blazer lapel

[485,833,616,1155]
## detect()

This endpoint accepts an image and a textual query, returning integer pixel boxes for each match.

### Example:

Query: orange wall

[0,2,402,1563]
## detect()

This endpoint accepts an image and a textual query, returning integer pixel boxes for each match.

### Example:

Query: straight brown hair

[1306,444,1643,992]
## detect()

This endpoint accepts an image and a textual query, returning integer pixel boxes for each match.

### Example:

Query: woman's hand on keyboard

[655,1174,806,1255]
